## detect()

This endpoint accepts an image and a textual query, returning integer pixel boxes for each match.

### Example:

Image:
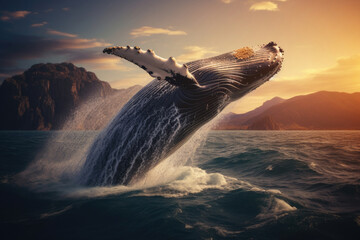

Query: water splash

[17,81,236,198]
[17,89,139,190]
[16,108,289,201]
[62,87,140,130]
[17,131,94,190]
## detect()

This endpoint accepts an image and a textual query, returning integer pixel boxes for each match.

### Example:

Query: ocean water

[1,130,360,239]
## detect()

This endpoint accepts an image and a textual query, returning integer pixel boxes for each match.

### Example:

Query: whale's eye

[233,47,254,60]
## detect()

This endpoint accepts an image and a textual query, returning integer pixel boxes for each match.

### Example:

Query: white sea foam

[256,197,296,220]
[40,205,73,219]
[191,222,243,237]
[65,166,228,198]
[272,198,297,212]
[135,166,228,198]
[250,187,282,195]
[309,162,317,168]
[64,160,282,199]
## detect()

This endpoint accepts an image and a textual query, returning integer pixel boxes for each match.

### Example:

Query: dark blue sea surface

[1,130,360,239]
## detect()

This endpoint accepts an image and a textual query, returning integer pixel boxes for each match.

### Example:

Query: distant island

[214,91,360,130]
[1,63,359,131]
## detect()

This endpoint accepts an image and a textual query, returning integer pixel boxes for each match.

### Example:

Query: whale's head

[102,42,283,100]
[187,42,284,100]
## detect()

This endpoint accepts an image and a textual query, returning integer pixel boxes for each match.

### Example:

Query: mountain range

[1,63,359,130]
[215,91,360,130]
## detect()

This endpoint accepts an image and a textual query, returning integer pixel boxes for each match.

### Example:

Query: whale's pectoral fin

[103,46,201,89]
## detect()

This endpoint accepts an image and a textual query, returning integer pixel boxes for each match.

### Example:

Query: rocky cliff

[247,115,281,130]
[0,63,116,130]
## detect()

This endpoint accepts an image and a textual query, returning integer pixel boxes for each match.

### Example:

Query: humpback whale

[80,42,284,186]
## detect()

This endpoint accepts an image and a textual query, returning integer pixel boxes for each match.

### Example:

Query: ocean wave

[187,222,243,237]
[40,205,73,219]
[64,165,232,198]
[64,161,283,200]
[256,197,297,220]
[2,130,360,239]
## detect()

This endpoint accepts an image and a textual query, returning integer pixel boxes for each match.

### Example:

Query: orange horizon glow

[1,0,359,114]
[95,0,360,113]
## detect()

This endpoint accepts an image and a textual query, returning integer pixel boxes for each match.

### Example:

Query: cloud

[0,73,12,81]
[221,0,233,3]
[109,76,150,89]
[262,55,360,97]
[31,21,48,27]
[62,8,70,11]
[177,46,218,63]
[69,52,130,71]
[0,33,109,74]
[250,2,279,11]
[47,29,78,38]
[1,10,31,21]
[230,55,360,113]
[55,38,109,49]
[0,69,24,82]
[130,26,187,37]
[0,73,10,78]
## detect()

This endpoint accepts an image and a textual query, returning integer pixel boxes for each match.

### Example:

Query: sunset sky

[1,0,360,113]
